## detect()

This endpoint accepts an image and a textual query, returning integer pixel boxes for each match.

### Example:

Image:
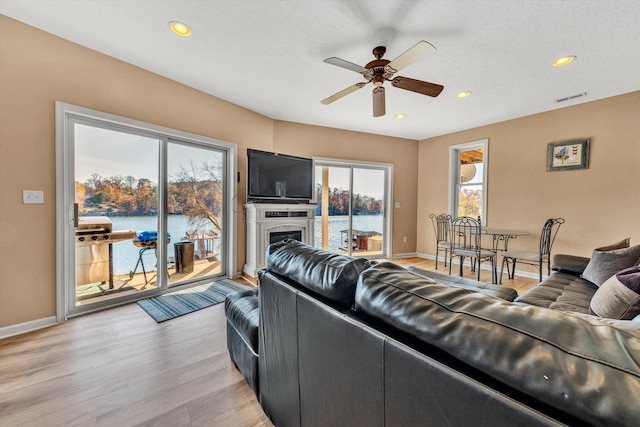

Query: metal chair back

[430,213,451,245]
[539,218,565,258]
[429,213,452,269]
[450,216,481,252]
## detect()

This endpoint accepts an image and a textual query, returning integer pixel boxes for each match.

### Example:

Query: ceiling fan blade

[321,82,368,105]
[324,57,369,75]
[386,40,436,74]
[373,86,385,117]
[392,76,444,97]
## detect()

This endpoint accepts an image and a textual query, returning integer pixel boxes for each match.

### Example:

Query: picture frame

[546,138,590,171]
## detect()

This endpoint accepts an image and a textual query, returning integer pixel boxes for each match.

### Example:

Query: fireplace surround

[243,203,316,277]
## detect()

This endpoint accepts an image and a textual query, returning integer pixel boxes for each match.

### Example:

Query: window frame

[448,139,489,225]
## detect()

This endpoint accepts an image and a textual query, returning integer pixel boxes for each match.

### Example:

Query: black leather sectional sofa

[229,240,640,426]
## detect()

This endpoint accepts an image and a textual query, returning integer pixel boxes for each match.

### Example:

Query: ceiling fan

[321,41,444,117]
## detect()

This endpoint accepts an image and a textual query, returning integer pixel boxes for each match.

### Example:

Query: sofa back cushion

[354,262,640,426]
[266,239,369,308]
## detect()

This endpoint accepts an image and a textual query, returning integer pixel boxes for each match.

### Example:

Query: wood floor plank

[0,257,536,426]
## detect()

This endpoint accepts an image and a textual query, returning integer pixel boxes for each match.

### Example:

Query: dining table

[479,227,530,252]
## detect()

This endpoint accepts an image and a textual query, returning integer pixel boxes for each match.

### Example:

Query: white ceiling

[2,0,639,140]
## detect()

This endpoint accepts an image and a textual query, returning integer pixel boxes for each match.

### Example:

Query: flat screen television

[247,149,313,203]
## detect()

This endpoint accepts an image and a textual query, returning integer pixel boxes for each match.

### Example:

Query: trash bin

[174,240,194,273]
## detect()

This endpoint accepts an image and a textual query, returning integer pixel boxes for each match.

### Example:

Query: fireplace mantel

[243,203,317,278]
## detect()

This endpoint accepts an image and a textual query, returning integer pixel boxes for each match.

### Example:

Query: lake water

[104,214,383,274]
[107,215,199,275]
[313,215,384,253]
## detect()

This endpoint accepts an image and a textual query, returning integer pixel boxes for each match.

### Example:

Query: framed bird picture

[546,138,590,171]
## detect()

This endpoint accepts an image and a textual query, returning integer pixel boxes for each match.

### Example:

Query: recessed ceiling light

[456,91,471,98]
[552,55,576,67]
[169,21,191,37]
[395,114,406,119]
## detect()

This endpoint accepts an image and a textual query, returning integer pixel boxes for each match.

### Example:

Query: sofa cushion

[515,271,597,314]
[590,265,640,320]
[581,244,640,287]
[354,262,640,427]
[407,265,518,301]
[552,254,591,275]
[595,237,630,251]
[266,239,369,308]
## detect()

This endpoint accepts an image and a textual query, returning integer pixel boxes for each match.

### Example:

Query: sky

[74,124,221,183]
[314,165,385,200]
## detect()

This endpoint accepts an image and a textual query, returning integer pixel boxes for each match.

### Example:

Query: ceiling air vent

[555,92,587,103]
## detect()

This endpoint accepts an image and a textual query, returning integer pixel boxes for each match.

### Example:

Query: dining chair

[449,216,497,283]
[429,213,452,269]
[499,218,565,283]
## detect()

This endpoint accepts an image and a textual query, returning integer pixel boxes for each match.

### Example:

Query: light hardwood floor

[0,257,537,426]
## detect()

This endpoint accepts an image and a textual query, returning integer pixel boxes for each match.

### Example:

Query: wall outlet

[23,190,44,204]
[403,236,408,243]
[394,201,401,208]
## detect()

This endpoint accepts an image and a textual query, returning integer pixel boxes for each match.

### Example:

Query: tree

[116,194,137,212]
[171,160,223,234]
[458,188,482,217]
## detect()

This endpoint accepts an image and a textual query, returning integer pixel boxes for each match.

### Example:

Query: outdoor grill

[131,230,171,284]
[75,216,136,287]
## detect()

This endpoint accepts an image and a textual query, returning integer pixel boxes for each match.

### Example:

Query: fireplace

[243,203,317,277]
[270,230,302,245]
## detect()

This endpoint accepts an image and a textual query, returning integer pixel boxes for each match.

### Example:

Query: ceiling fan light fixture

[372,75,384,87]
[169,21,192,37]
[552,55,576,67]
[456,91,471,98]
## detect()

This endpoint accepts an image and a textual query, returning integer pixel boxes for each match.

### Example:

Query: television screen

[247,149,313,202]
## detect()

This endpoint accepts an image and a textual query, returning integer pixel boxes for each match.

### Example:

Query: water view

[313,215,383,253]
[106,214,383,275]
[108,215,213,275]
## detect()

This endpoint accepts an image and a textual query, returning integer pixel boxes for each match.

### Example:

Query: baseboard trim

[0,316,58,340]
[391,252,418,258]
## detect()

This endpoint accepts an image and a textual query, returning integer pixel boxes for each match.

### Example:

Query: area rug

[137,279,253,323]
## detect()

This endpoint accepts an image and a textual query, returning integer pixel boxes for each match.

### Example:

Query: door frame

[312,157,393,258]
[55,102,237,321]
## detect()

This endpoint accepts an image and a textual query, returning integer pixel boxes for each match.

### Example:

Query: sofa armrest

[552,254,591,275]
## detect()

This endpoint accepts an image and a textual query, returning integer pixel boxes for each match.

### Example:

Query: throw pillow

[581,244,640,287]
[595,237,630,251]
[590,265,640,320]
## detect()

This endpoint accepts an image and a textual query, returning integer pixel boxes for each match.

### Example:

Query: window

[449,139,488,224]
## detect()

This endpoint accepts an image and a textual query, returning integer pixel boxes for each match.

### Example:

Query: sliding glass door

[314,159,391,257]
[73,124,162,305]
[167,141,226,286]
[57,103,236,318]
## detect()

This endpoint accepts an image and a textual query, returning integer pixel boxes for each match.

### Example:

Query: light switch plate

[394,201,401,208]
[23,190,44,204]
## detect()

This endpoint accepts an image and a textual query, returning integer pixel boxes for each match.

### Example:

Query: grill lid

[77,216,113,233]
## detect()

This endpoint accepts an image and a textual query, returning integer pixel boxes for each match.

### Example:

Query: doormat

[137,279,253,323]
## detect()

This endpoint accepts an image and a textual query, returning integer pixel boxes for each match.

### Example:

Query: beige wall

[0,16,276,328]
[418,91,640,271]
[272,121,419,254]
